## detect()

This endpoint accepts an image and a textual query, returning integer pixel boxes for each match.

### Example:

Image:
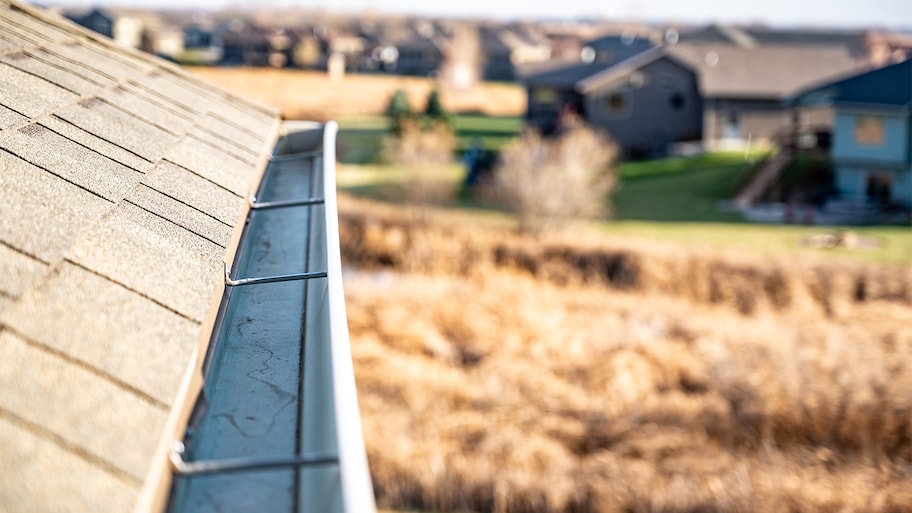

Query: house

[0,1,373,511]
[667,42,863,147]
[481,24,551,81]
[579,31,656,65]
[524,26,867,155]
[794,59,912,212]
[525,47,702,156]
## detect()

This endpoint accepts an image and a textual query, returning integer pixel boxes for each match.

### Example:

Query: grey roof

[0,1,279,511]
[576,46,689,94]
[668,42,864,99]
[526,33,866,102]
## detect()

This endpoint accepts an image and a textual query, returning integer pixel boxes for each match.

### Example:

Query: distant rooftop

[0,0,279,510]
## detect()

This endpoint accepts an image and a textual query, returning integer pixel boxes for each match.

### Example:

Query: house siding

[583,58,702,156]
[702,98,827,144]
[832,111,909,166]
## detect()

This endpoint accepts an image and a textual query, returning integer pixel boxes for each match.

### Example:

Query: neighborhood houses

[56,4,912,224]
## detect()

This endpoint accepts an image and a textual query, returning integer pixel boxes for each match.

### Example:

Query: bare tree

[489,120,618,235]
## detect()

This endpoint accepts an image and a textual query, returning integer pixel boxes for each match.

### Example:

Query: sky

[43,0,912,29]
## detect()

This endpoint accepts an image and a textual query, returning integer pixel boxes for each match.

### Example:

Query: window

[603,92,629,117]
[533,88,558,107]
[854,116,885,146]
[670,92,686,111]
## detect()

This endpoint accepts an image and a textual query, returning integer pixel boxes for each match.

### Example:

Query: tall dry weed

[487,122,618,235]
[340,196,912,513]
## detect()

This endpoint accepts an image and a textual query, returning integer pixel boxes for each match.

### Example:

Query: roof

[524,39,863,101]
[522,59,617,88]
[668,42,864,99]
[0,1,279,511]
[576,46,691,94]
[795,58,912,111]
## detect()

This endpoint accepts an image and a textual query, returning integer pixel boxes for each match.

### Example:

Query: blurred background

[41,0,912,510]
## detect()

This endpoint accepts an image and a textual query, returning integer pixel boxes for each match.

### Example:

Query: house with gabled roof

[0,1,375,511]
[525,47,702,156]
[667,41,863,147]
[523,27,867,156]
[794,59,912,216]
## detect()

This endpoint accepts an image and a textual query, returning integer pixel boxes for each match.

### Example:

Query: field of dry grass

[186,67,526,120]
[338,196,912,513]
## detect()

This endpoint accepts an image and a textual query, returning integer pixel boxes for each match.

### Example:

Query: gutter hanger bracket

[224,262,328,287]
[170,441,338,476]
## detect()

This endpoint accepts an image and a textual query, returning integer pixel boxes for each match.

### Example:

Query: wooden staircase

[733,150,793,209]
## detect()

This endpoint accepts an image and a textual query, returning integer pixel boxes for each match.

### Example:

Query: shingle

[1,262,200,404]
[0,415,138,513]
[66,202,225,321]
[0,32,21,51]
[189,114,267,162]
[0,296,11,317]
[50,40,152,82]
[0,123,143,202]
[0,243,47,299]
[0,104,27,130]
[38,114,154,173]
[164,136,255,197]
[55,97,176,163]
[143,159,243,226]
[0,61,79,118]
[34,44,119,88]
[141,69,225,113]
[0,151,112,262]
[187,131,259,167]
[126,185,234,247]
[0,331,168,480]
[100,84,195,136]
[0,6,78,44]
[0,50,102,96]
[211,98,278,136]
[127,74,213,118]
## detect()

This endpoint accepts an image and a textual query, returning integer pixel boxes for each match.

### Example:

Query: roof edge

[134,114,283,513]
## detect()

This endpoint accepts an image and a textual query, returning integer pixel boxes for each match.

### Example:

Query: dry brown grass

[186,67,526,119]
[339,196,912,513]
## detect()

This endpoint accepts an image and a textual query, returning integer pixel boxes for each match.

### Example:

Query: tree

[488,121,618,235]
[385,89,413,135]
[423,89,449,126]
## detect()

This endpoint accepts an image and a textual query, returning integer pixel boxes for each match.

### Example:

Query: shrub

[488,120,618,235]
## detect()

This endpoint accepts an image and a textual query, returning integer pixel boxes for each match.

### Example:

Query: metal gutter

[155,121,375,513]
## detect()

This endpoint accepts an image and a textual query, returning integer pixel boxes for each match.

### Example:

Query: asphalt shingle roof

[668,42,863,99]
[797,58,912,109]
[0,1,280,511]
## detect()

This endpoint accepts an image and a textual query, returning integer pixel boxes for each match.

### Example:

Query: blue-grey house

[796,59,912,211]
[524,47,702,157]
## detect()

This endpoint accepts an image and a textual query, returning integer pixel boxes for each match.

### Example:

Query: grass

[186,66,526,120]
[338,195,912,513]
[338,149,911,264]
[337,114,523,164]
[189,66,912,512]
[612,151,766,222]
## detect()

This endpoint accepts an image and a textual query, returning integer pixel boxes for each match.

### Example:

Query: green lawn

[337,114,522,164]
[613,151,765,222]
[336,134,911,264]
